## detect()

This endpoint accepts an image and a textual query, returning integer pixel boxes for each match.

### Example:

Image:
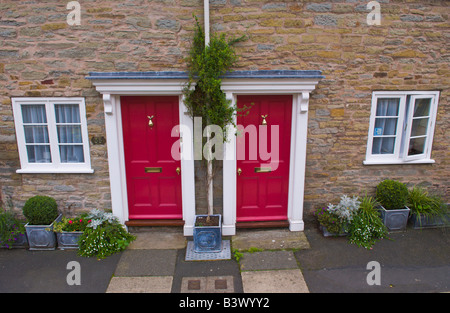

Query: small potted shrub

[376,179,410,232]
[53,214,90,250]
[22,195,62,250]
[0,209,27,249]
[407,187,449,229]
[316,195,360,237]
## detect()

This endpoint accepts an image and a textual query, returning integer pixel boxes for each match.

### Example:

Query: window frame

[12,97,93,173]
[364,91,439,165]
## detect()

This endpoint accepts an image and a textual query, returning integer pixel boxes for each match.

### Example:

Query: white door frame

[90,78,196,236]
[220,77,320,235]
[88,71,322,236]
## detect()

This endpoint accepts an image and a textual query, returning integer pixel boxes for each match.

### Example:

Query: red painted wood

[121,96,182,220]
[236,95,292,222]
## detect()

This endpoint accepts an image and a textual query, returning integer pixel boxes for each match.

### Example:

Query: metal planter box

[193,214,222,253]
[378,206,410,232]
[410,213,450,229]
[25,214,62,251]
[56,231,83,250]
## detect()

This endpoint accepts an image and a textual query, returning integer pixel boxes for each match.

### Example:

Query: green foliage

[315,207,344,234]
[78,222,135,259]
[348,194,387,249]
[232,249,243,262]
[77,209,135,259]
[22,195,59,225]
[183,16,246,143]
[407,186,445,216]
[0,209,26,248]
[376,179,409,210]
[53,214,90,233]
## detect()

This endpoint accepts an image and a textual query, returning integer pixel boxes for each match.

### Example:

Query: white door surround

[87,70,323,236]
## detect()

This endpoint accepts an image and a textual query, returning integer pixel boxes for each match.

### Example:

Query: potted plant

[22,195,62,250]
[376,179,410,232]
[0,209,27,249]
[316,195,360,237]
[348,194,387,249]
[53,214,90,250]
[407,187,449,229]
[183,17,245,252]
[77,209,135,259]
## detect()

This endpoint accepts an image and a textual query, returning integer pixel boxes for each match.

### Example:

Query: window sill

[363,159,435,165]
[16,168,94,174]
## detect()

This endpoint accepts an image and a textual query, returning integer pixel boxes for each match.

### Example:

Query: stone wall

[0,0,448,219]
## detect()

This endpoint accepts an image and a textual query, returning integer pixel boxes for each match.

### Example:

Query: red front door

[121,96,182,220]
[236,95,292,222]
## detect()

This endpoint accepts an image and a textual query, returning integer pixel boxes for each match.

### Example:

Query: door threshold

[125,219,185,227]
[236,220,289,229]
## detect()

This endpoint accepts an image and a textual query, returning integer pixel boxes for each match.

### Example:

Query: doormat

[185,240,231,261]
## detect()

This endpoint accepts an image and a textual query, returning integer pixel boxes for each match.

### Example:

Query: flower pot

[56,231,83,250]
[409,212,450,229]
[1,233,28,249]
[25,214,62,251]
[193,214,222,253]
[377,205,410,232]
[319,225,348,237]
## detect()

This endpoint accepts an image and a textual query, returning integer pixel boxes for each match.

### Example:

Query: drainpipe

[204,0,210,46]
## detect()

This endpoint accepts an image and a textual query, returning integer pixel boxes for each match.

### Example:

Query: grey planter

[378,205,410,232]
[193,214,222,253]
[409,212,450,229]
[319,225,348,237]
[56,231,83,250]
[25,214,62,251]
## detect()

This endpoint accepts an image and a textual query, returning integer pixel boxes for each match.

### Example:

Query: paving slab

[240,251,298,271]
[128,230,186,249]
[232,228,310,251]
[114,249,177,277]
[241,269,309,293]
[106,276,173,293]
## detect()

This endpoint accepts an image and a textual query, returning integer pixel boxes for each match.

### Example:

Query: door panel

[236,95,292,222]
[121,96,182,220]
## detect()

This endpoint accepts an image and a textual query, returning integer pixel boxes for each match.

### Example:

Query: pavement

[0,222,449,294]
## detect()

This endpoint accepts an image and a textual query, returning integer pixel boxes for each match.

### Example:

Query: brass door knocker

[261,115,268,126]
[147,115,154,128]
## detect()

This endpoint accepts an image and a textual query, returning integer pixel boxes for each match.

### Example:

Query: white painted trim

[364,91,440,165]
[12,97,93,174]
[91,81,196,235]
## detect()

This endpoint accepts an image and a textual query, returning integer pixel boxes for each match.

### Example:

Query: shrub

[407,186,445,217]
[315,207,344,234]
[376,179,408,210]
[22,195,59,225]
[0,209,26,248]
[53,214,91,233]
[348,195,387,249]
[77,209,135,259]
[327,195,361,223]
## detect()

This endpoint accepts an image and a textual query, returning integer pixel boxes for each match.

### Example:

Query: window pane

[372,137,395,154]
[374,118,398,136]
[413,98,431,117]
[410,118,429,137]
[376,98,399,116]
[21,105,47,123]
[26,145,51,163]
[408,137,426,156]
[57,125,82,143]
[24,126,49,144]
[59,145,84,163]
[55,104,81,123]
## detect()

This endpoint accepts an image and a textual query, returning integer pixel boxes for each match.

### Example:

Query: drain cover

[185,240,231,261]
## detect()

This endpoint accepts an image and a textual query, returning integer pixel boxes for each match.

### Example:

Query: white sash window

[12,97,93,173]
